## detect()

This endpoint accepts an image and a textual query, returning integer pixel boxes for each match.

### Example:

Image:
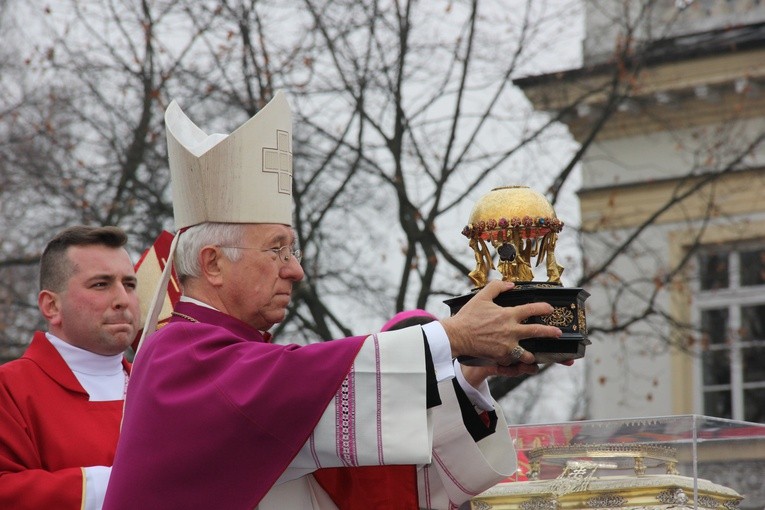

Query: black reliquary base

[443,282,590,365]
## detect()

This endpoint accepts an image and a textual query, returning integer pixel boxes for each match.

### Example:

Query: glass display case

[470,415,765,510]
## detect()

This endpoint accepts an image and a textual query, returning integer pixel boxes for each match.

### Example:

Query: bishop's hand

[440,280,562,366]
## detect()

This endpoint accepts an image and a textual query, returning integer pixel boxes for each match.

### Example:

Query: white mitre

[165,90,293,228]
[137,92,294,350]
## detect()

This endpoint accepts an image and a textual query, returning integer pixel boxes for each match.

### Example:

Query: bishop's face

[219,223,304,331]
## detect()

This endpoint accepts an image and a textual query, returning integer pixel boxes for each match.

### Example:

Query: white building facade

[517,0,765,422]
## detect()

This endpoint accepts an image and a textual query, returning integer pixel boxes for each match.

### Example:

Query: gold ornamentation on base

[586,493,627,508]
[656,488,689,505]
[527,444,680,479]
[520,497,558,510]
[541,307,575,328]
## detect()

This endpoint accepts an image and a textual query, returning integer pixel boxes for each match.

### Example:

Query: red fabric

[503,424,583,482]
[0,332,130,510]
[314,465,419,509]
[104,302,367,510]
[133,230,180,304]
[131,230,181,352]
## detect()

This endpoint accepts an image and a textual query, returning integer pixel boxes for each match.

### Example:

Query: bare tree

[0,0,226,355]
[2,0,761,422]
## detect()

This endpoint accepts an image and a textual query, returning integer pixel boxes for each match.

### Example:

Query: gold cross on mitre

[262,130,293,195]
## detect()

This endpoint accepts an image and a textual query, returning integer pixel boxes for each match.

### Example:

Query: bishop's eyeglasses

[219,245,302,264]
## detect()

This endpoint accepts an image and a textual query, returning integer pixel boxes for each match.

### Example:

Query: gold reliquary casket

[470,443,744,510]
[444,185,590,364]
[477,416,765,510]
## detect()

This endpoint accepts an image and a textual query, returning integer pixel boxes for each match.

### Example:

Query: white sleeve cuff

[454,359,495,411]
[421,321,456,382]
[83,465,111,510]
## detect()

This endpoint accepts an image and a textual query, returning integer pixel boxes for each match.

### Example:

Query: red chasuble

[104,302,366,510]
[0,332,129,510]
[313,464,419,509]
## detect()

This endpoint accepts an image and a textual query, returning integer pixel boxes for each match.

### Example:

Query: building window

[694,245,765,423]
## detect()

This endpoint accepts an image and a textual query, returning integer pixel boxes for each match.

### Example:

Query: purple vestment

[103,302,366,510]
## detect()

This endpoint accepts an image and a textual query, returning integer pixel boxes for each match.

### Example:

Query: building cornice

[579,168,765,232]
[515,24,765,141]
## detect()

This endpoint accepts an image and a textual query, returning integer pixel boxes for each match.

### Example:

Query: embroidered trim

[433,449,479,495]
[374,334,384,464]
[423,463,432,508]
[336,368,358,466]
[309,431,321,468]
[171,311,199,323]
[123,372,130,400]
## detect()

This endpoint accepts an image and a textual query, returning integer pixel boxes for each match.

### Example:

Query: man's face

[43,245,140,356]
[220,223,305,331]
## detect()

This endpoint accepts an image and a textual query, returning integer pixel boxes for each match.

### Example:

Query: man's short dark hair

[39,226,128,292]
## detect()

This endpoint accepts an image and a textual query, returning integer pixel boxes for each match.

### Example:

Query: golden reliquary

[470,443,744,510]
[444,186,590,364]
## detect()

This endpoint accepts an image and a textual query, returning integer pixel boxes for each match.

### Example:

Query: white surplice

[257,327,517,509]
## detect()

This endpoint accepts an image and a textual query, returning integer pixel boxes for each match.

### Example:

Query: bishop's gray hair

[174,223,247,284]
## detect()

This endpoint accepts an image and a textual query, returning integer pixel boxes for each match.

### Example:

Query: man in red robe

[0,226,140,510]
[104,92,563,509]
